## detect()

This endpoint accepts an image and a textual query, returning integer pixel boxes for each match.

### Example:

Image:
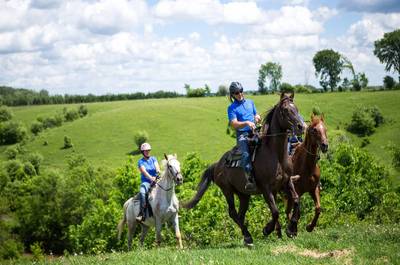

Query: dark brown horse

[285,114,328,234]
[183,92,304,246]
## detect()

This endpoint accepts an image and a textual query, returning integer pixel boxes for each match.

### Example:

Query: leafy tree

[204,84,211,96]
[383,75,396,89]
[280,82,294,93]
[0,106,13,122]
[374,29,400,82]
[134,130,149,150]
[0,121,27,145]
[342,78,351,91]
[313,49,344,92]
[216,85,228,96]
[258,62,282,93]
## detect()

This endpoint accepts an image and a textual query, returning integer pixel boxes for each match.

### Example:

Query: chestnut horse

[286,114,328,234]
[183,93,304,246]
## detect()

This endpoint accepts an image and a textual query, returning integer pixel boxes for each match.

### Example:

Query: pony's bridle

[155,154,183,191]
[278,97,302,135]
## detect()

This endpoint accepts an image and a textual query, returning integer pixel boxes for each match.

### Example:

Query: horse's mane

[261,105,276,137]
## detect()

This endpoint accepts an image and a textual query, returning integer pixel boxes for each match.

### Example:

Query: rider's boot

[244,170,256,192]
[136,193,146,222]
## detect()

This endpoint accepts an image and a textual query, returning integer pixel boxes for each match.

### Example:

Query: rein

[155,156,179,192]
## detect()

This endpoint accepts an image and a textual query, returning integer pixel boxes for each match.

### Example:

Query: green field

[7,224,400,265]
[4,91,400,178]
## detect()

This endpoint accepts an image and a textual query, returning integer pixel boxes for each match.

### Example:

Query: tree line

[0,86,182,107]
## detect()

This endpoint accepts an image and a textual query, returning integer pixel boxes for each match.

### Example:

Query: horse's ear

[321,113,325,121]
[164,153,168,160]
[289,91,294,100]
[174,153,177,158]
[310,112,315,121]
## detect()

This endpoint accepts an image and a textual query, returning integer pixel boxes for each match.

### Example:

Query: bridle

[155,154,182,191]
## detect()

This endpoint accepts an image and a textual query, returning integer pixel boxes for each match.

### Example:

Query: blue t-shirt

[227,99,257,132]
[138,156,158,184]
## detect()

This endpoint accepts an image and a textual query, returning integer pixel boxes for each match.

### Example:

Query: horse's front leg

[306,185,321,232]
[171,213,183,249]
[286,175,300,238]
[155,218,162,247]
[139,224,149,247]
[262,189,279,237]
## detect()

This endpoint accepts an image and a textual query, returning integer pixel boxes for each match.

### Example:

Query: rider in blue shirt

[227,82,261,192]
[136,142,160,222]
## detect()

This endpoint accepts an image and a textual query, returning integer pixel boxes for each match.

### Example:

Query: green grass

[3,91,400,178]
[6,223,400,264]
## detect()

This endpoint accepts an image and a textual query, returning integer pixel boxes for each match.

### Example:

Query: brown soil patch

[272,244,353,264]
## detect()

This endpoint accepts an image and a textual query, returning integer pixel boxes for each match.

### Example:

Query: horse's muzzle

[176,174,183,185]
[320,143,328,153]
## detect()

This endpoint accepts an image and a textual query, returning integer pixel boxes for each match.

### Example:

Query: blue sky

[0,0,399,95]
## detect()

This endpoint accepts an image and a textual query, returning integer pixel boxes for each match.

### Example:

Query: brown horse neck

[298,136,319,168]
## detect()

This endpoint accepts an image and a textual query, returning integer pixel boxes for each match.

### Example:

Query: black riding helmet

[229,81,243,102]
[229,82,243,95]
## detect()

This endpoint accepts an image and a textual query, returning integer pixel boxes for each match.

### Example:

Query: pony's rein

[154,158,178,192]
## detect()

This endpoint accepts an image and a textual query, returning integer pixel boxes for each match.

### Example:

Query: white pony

[117,154,183,250]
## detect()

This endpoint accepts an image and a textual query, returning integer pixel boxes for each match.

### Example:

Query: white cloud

[153,0,263,25]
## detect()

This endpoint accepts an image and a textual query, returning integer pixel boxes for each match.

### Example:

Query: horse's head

[277,92,304,135]
[308,114,328,153]
[164,153,183,185]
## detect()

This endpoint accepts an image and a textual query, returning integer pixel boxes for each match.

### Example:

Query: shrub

[23,162,37,176]
[0,106,13,122]
[280,83,294,93]
[30,121,44,135]
[347,107,375,136]
[0,121,27,145]
[5,146,18,160]
[4,160,26,181]
[25,153,43,175]
[64,136,73,149]
[133,130,149,149]
[64,109,79,122]
[383,75,395,89]
[30,242,44,261]
[347,106,384,136]
[42,115,63,129]
[78,105,88,117]
[294,84,312,93]
[367,106,384,127]
[0,239,23,260]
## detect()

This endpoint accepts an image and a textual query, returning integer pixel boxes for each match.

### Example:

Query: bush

[133,130,148,149]
[280,83,294,93]
[347,106,384,136]
[5,146,18,160]
[0,239,23,260]
[30,121,44,135]
[4,160,26,181]
[0,106,13,122]
[64,109,79,122]
[294,84,312,93]
[0,121,27,145]
[383,75,395,89]
[25,153,43,175]
[23,162,37,176]
[42,115,63,129]
[347,107,375,136]
[78,105,88,117]
[63,136,73,149]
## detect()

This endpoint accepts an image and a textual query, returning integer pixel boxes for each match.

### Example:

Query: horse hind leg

[127,220,137,251]
[306,186,321,232]
[224,191,253,246]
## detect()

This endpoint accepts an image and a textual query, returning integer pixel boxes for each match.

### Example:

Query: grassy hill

[2,91,400,177]
[7,224,400,265]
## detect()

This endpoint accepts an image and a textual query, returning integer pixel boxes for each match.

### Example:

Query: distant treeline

[0,86,182,106]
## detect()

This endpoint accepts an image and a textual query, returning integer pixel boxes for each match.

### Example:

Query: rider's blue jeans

[237,130,252,173]
[139,182,151,208]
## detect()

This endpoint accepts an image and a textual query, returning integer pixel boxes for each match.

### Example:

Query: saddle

[134,191,154,219]
[225,133,261,168]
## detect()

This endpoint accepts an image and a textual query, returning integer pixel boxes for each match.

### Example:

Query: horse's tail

[182,163,216,209]
[117,200,128,240]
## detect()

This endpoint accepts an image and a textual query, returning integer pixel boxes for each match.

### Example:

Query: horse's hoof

[263,226,273,237]
[306,224,314,232]
[244,236,253,246]
[285,227,297,238]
